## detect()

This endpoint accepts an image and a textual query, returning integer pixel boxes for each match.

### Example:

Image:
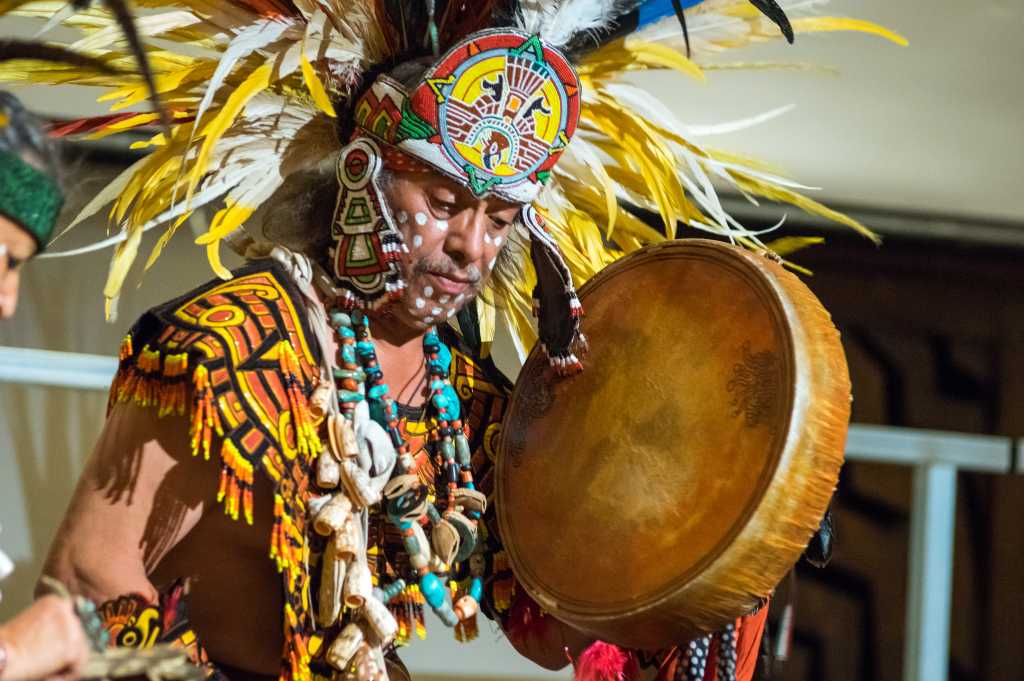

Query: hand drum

[496,240,850,649]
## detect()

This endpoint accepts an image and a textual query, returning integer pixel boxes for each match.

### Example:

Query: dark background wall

[770,231,1024,681]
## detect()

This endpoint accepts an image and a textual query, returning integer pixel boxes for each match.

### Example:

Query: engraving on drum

[504,359,553,468]
[727,342,781,429]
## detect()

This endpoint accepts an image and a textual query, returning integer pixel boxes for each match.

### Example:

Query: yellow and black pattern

[108,259,322,681]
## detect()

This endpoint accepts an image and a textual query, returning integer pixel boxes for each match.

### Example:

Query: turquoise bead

[470,577,483,602]
[435,342,452,373]
[442,385,461,420]
[432,393,449,411]
[367,384,389,399]
[369,400,388,427]
[455,432,471,467]
[340,345,356,364]
[338,390,364,404]
[330,312,352,328]
[333,368,365,381]
[420,573,446,609]
[336,326,355,339]
[440,439,456,462]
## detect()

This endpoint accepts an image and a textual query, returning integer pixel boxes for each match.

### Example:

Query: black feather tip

[749,0,795,43]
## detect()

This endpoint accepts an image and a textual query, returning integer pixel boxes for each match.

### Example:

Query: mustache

[412,256,482,284]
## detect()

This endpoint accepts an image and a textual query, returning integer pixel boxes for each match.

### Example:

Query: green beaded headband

[0,148,63,252]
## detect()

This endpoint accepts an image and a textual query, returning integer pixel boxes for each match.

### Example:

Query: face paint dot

[494,236,504,247]
[412,235,423,249]
[423,286,434,298]
[484,233,493,244]
[435,220,448,232]
[446,308,457,318]
[488,257,497,271]
[423,316,434,324]
[431,307,443,316]
[415,298,425,309]
[415,212,428,226]
[455,293,465,304]
[398,211,409,224]
[439,295,450,304]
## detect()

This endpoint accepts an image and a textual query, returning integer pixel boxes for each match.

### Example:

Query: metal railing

[2,345,1021,681]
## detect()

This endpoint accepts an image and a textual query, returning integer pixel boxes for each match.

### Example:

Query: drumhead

[496,240,849,647]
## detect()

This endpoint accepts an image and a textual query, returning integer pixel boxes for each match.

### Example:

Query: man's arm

[39,403,209,604]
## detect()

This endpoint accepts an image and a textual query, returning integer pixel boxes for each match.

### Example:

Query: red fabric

[734,604,769,681]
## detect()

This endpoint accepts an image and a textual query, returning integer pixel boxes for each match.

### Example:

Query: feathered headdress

[0,0,905,356]
[0,1,904,362]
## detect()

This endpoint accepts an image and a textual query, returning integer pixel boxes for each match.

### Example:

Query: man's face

[382,169,517,329]
[0,214,38,319]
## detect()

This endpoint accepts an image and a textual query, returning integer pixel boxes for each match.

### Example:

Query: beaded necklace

[328,310,485,630]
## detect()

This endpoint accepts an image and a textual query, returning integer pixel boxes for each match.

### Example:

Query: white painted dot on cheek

[398,211,409,224]
[435,220,448,232]
[431,306,443,316]
[488,257,497,271]
[494,235,504,247]
[414,212,428,226]
[423,285,434,298]
[423,316,434,324]
[439,295,450,304]
[412,235,423,249]
[455,293,465,304]
[415,298,425,309]
[484,233,493,245]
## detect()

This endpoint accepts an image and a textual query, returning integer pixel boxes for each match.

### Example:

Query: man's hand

[0,595,91,681]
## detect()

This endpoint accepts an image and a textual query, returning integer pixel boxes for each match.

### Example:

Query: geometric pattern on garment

[107,259,323,681]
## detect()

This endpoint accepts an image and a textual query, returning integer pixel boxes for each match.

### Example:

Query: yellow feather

[790,18,909,47]
[194,200,256,245]
[764,236,825,256]
[144,211,193,271]
[475,296,496,358]
[84,113,161,141]
[580,39,705,82]
[729,170,879,243]
[186,62,272,204]
[207,241,233,281]
[103,223,143,303]
[300,51,336,118]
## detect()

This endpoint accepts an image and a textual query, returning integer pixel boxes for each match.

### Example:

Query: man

[0,91,63,318]
[0,90,94,681]
[18,2,900,680]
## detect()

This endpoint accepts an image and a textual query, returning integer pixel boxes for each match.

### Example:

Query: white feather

[518,0,640,48]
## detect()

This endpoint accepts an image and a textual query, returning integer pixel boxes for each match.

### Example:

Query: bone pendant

[313,494,353,536]
[334,515,362,561]
[326,622,365,671]
[328,414,360,462]
[317,451,341,488]
[309,382,334,421]
[344,557,373,609]
[317,539,347,628]
[362,597,399,647]
[341,460,380,508]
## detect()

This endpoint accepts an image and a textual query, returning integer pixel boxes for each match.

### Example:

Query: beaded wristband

[0,149,63,252]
